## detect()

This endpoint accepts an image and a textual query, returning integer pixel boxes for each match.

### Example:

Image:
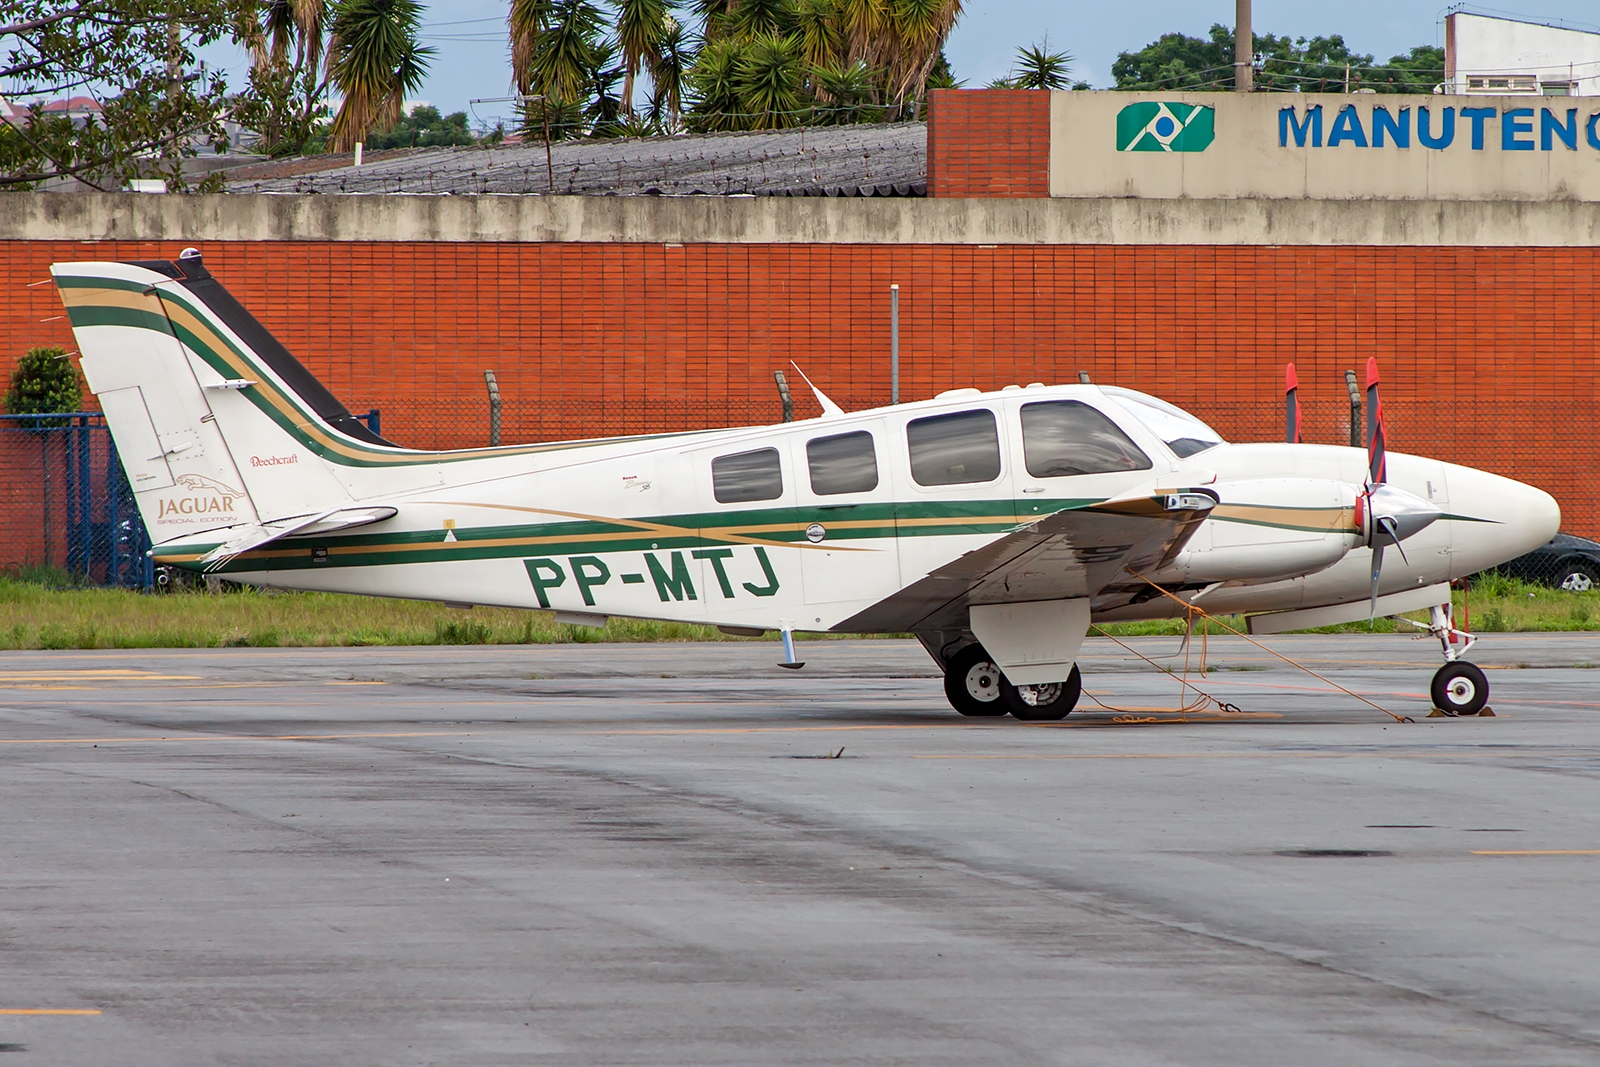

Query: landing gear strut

[942,644,1081,720]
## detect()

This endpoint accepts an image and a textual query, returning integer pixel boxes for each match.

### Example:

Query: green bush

[5,346,83,427]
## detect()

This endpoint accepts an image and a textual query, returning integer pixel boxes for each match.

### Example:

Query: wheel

[943,644,1008,717]
[1003,665,1082,721]
[1431,661,1489,716]
[1556,560,1598,593]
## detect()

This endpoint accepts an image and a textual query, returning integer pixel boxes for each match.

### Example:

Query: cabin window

[713,447,783,503]
[807,431,879,495]
[1020,401,1152,478]
[907,409,1002,486]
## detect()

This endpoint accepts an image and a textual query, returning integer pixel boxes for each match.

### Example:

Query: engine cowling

[1149,478,1361,585]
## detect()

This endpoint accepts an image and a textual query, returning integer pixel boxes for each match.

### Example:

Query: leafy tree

[365,104,476,149]
[0,0,254,191]
[1363,44,1445,93]
[1113,24,1441,94]
[1110,25,1234,90]
[5,347,81,427]
[234,0,332,157]
[325,0,433,152]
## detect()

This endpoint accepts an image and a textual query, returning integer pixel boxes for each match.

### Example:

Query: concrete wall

[1050,92,1600,201]
[12,191,1600,246]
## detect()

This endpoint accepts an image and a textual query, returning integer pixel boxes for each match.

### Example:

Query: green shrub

[5,347,83,427]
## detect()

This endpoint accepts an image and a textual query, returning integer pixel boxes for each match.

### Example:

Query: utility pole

[1345,370,1362,449]
[1235,0,1253,91]
[773,370,794,422]
[483,369,501,447]
[890,284,900,405]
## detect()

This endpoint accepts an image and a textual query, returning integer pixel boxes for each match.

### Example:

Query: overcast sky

[198,2,1600,128]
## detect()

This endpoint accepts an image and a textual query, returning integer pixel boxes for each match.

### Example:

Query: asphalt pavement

[3,632,1600,1065]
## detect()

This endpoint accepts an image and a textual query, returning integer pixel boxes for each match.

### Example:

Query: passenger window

[712,447,783,503]
[1020,401,1152,478]
[907,409,1002,486]
[807,431,879,495]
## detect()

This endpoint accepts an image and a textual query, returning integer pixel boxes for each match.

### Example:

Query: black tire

[1002,665,1083,721]
[1431,661,1489,716]
[1556,560,1599,593]
[943,644,1008,717]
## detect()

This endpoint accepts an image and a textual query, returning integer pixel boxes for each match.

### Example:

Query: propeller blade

[1365,356,1387,484]
[1284,363,1301,444]
[1379,514,1410,564]
[1369,541,1386,619]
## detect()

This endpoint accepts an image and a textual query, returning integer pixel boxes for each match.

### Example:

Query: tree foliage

[1112,24,1445,94]
[5,347,82,426]
[512,0,964,138]
[364,104,475,149]
[0,0,255,190]
[325,0,433,152]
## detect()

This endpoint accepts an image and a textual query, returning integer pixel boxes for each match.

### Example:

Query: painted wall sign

[1050,91,1600,200]
[1117,103,1216,152]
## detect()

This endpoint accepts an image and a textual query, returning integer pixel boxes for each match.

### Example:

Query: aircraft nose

[1446,466,1561,576]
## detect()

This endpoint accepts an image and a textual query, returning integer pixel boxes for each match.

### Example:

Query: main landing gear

[942,643,1081,721]
[1412,603,1490,716]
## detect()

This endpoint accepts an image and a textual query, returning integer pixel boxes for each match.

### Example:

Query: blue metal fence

[0,412,152,588]
[1,409,381,589]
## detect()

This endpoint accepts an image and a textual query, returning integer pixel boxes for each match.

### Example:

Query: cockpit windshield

[1101,387,1225,459]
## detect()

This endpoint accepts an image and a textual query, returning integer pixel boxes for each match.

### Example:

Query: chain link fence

[0,414,153,588]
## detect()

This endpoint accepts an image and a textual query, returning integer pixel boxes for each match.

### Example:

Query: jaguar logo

[154,473,246,523]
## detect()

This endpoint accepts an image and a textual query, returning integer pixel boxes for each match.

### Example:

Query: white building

[1446,12,1600,96]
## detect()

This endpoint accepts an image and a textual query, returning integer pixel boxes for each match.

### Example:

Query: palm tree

[646,16,695,127]
[792,0,844,74]
[883,0,962,118]
[509,0,548,94]
[685,37,742,131]
[812,59,880,122]
[325,0,432,152]
[1009,39,1072,90]
[735,32,806,128]
[615,0,667,116]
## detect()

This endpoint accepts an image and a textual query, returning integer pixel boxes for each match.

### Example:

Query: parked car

[1488,533,1600,592]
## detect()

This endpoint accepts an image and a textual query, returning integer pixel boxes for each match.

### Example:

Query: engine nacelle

[1149,478,1361,585]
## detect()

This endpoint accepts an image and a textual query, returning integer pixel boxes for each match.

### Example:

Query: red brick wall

[2,239,1595,546]
[927,89,1052,198]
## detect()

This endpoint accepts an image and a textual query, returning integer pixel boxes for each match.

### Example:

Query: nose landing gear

[1431,660,1489,716]
[1409,603,1491,716]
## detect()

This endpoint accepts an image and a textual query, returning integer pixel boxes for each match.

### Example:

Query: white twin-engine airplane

[54,251,1559,719]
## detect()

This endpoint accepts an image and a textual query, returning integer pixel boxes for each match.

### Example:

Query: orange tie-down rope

[1078,574,1412,725]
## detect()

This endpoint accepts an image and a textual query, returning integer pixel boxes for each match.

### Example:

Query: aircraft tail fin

[51,251,396,544]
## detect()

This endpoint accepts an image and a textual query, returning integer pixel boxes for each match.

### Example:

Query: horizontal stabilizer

[198,506,397,568]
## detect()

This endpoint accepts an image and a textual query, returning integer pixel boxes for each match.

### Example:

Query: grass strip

[1,569,1594,650]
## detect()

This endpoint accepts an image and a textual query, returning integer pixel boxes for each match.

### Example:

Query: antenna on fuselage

[788,360,844,418]
[1078,371,1091,384]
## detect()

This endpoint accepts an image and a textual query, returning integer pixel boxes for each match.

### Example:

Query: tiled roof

[224,123,927,196]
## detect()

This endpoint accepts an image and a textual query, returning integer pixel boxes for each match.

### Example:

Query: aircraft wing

[835,489,1217,634]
